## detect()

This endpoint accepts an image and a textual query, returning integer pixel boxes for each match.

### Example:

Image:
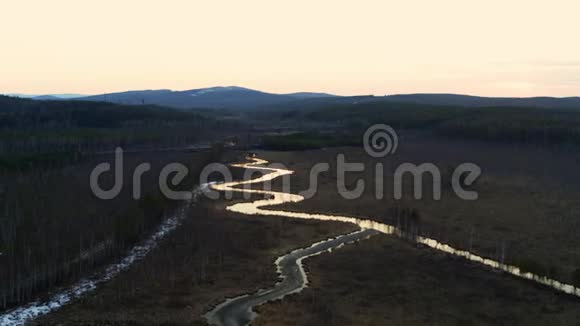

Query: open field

[260,135,580,285]
[34,193,354,325]
[256,235,580,326]
[11,131,580,325]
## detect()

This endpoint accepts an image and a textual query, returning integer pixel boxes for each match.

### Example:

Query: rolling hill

[382,93,580,109]
[77,86,338,109]
[10,88,579,110]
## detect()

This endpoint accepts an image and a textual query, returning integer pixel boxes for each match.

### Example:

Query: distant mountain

[273,93,580,111]
[77,86,338,109]
[270,95,379,110]
[284,92,338,99]
[6,93,86,100]
[382,93,580,109]
[32,95,67,100]
[18,88,579,110]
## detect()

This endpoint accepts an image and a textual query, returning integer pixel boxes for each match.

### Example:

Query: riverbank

[205,229,378,326]
[261,142,580,285]
[34,195,354,325]
[256,234,580,325]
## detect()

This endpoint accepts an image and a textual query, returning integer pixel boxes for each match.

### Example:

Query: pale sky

[1,0,579,97]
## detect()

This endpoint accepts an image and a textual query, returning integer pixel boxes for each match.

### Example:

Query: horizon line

[3,86,579,99]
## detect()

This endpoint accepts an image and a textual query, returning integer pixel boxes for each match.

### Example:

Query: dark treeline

[0,96,234,160]
[272,101,580,147]
[0,95,201,129]
[435,108,580,145]
[260,132,359,151]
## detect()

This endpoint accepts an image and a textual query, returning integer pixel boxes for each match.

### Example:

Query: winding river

[205,157,580,326]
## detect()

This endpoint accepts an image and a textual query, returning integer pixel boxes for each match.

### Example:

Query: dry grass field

[261,135,580,285]
[256,235,580,326]
[32,139,580,325]
[34,194,354,325]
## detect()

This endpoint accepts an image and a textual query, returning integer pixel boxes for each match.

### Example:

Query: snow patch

[0,184,210,326]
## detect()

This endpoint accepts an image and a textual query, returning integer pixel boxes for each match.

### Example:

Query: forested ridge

[0,96,225,171]
[277,101,580,146]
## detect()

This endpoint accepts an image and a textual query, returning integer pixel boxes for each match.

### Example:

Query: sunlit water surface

[211,158,580,317]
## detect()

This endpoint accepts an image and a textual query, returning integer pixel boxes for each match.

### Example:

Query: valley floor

[35,139,580,324]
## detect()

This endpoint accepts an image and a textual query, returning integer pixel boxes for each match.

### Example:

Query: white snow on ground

[188,86,242,97]
[0,183,211,326]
